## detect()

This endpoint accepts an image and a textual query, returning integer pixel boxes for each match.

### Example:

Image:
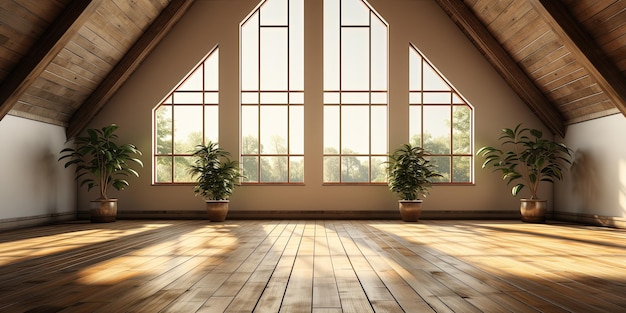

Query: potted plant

[59,124,143,223]
[189,142,242,222]
[386,143,442,222]
[477,124,572,222]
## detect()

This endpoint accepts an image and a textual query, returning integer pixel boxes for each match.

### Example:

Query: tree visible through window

[323,0,388,183]
[240,0,304,183]
[153,47,219,183]
[409,44,473,183]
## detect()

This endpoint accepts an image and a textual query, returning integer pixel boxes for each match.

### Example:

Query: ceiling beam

[67,0,196,138]
[433,0,566,137]
[529,0,626,119]
[0,0,101,122]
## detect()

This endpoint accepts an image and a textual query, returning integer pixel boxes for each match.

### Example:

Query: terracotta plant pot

[520,199,547,223]
[398,200,423,222]
[90,199,118,223]
[206,200,229,222]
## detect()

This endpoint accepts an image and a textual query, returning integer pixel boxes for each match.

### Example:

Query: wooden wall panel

[464,0,625,124]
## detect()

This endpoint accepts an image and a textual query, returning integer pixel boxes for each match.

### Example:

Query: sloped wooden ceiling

[435,0,626,137]
[0,0,194,137]
[0,0,624,138]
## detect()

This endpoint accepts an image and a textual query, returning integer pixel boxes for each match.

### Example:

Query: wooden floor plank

[0,220,624,312]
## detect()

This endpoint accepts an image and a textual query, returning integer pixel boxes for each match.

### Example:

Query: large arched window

[323,0,388,183]
[240,0,304,184]
[153,47,219,183]
[409,44,473,183]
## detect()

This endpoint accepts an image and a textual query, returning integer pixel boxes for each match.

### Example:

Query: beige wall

[555,114,626,223]
[80,0,548,217]
[0,115,76,229]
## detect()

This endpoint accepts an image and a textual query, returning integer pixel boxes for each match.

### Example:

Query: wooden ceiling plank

[434,0,565,136]
[0,0,101,122]
[529,0,626,119]
[67,0,196,138]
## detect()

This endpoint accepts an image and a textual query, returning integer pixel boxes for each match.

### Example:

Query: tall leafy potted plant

[386,143,442,222]
[477,124,572,222]
[189,142,242,222]
[59,124,143,223]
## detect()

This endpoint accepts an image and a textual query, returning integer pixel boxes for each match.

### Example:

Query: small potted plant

[477,124,572,222]
[386,143,442,222]
[189,142,242,222]
[59,124,143,223]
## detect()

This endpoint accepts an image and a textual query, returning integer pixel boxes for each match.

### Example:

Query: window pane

[341,28,369,90]
[324,156,340,182]
[204,92,218,104]
[341,92,369,104]
[260,28,288,90]
[323,0,340,91]
[342,106,369,154]
[371,106,387,154]
[155,105,172,154]
[409,105,422,146]
[290,106,304,154]
[242,92,259,104]
[241,106,259,154]
[371,92,387,104]
[174,156,193,182]
[453,105,471,154]
[204,48,219,90]
[423,92,452,104]
[260,92,288,104]
[409,48,422,90]
[341,0,370,26]
[324,92,340,104]
[173,106,203,154]
[452,93,465,104]
[260,106,288,154]
[178,67,203,91]
[324,106,340,153]
[371,15,387,91]
[409,92,421,104]
[431,156,450,183]
[260,0,287,25]
[423,106,451,154]
[261,156,288,182]
[342,156,369,182]
[204,106,219,144]
[155,156,172,183]
[289,92,304,104]
[241,13,259,90]
[371,156,387,182]
[242,156,259,182]
[289,0,304,90]
[453,156,471,183]
[290,156,304,182]
[423,62,450,91]
[174,92,203,104]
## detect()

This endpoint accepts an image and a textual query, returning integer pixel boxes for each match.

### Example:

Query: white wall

[80,0,548,218]
[556,114,626,223]
[0,115,76,228]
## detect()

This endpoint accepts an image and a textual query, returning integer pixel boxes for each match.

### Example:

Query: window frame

[152,46,220,185]
[240,0,305,185]
[323,0,389,185]
[409,43,474,185]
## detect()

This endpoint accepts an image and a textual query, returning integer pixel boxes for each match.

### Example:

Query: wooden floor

[0,220,624,313]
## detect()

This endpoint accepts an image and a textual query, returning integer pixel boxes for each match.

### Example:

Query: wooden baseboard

[553,211,626,228]
[0,212,76,231]
[77,209,521,220]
